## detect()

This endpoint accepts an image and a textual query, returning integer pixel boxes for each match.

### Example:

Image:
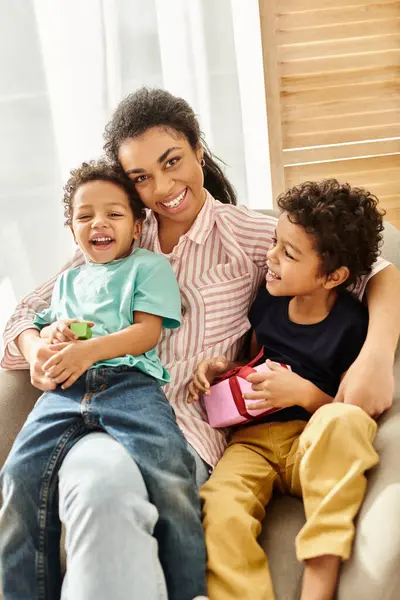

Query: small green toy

[70,322,93,340]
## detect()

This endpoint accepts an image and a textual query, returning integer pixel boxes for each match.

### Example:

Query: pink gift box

[204,359,290,428]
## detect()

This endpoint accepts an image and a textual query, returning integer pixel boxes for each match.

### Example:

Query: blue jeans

[0,366,207,600]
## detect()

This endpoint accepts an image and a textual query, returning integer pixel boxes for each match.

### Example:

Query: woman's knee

[58,433,153,518]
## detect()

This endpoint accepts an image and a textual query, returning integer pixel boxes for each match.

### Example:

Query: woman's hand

[42,341,96,390]
[244,360,328,412]
[41,319,94,344]
[16,329,70,392]
[335,350,394,418]
[188,355,230,403]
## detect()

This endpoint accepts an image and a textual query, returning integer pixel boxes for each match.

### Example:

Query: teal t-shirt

[34,249,181,384]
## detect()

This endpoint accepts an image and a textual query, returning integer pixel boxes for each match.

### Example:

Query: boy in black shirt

[189,180,385,600]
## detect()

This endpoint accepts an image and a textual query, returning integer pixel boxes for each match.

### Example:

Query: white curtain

[0,0,272,347]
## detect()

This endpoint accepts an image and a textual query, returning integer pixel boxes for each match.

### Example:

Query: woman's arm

[42,312,163,390]
[336,264,400,417]
[1,248,84,369]
[16,328,62,391]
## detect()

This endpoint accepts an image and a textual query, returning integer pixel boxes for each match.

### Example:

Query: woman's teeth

[162,189,186,208]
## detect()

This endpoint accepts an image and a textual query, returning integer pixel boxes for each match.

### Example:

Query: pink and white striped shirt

[1,193,389,466]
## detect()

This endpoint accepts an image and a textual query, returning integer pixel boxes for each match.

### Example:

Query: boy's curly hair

[277,179,385,289]
[63,159,145,226]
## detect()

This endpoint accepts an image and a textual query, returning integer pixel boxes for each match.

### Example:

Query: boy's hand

[27,337,69,391]
[188,355,229,403]
[42,341,96,390]
[41,319,94,344]
[244,360,311,410]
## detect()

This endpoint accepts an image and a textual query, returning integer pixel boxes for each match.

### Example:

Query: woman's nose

[154,173,175,198]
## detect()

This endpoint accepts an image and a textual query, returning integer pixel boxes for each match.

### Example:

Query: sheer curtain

[0,0,272,351]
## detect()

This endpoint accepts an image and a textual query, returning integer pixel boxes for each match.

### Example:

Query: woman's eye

[165,157,180,168]
[270,236,277,246]
[284,249,294,259]
[110,213,123,217]
[134,175,148,184]
[77,215,90,221]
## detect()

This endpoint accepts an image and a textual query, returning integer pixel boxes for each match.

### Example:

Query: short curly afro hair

[63,159,145,227]
[277,179,385,289]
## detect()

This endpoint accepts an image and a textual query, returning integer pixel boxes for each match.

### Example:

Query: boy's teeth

[92,236,113,244]
[162,189,186,208]
[269,268,280,279]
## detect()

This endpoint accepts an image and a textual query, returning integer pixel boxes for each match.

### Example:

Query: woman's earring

[200,158,205,167]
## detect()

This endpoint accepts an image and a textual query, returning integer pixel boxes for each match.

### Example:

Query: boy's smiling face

[71,180,141,264]
[266,212,328,297]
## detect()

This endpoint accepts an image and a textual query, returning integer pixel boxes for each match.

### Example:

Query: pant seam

[36,421,86,600]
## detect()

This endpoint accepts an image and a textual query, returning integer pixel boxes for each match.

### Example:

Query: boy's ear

[324,266,350,289]
[133,220,142,240]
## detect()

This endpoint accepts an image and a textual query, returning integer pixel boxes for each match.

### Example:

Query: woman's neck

[157,217,192,254]
[288,289,338,325]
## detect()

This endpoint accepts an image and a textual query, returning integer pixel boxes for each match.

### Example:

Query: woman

[1,88,399,600]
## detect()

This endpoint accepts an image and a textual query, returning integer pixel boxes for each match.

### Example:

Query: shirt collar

[185,191,216,245]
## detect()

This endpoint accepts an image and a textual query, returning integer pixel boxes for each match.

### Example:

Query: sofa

[0,215,399,599]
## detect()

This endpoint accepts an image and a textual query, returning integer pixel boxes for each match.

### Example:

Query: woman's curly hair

[277,179,385,289]
[63,159,145,226]
[103,87,237,205]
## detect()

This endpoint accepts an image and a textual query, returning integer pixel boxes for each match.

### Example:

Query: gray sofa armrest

[338,356,400,600]
[0,369,41,469]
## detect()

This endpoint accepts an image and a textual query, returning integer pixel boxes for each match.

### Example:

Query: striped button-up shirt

[1,193,388,466]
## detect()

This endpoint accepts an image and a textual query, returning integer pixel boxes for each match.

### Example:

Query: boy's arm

[336,264,400,417]
[86,312,162,363]
[188,329,262,403]
[244,359,333,413]
[42,312,162,390]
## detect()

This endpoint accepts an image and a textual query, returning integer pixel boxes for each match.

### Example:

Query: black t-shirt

[248,286,369,422]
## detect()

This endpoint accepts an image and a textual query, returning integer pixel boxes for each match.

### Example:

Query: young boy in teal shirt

[0,160,207,600]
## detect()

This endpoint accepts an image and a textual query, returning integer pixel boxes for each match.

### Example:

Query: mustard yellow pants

[200,403,379,600]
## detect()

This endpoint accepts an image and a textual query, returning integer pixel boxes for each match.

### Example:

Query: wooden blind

[259,0,400,228]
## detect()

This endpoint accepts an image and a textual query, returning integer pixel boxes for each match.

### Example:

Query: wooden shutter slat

[283,139,400,164]
[281,50,400,78]
[278,3,400,29]
[285,123,400,149]
[284,154,400,179]
[282,66,400,93]
[281,80,399,106]
[284,109,400,137]
[278,34,400,62]
[276,19,400,46]
[277,0,399,12]
[282,97,400,120]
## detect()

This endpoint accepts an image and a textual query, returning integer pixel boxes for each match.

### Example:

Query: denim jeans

[0,366,207,600]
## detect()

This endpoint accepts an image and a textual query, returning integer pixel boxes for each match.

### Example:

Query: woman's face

[118,126,206,228]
